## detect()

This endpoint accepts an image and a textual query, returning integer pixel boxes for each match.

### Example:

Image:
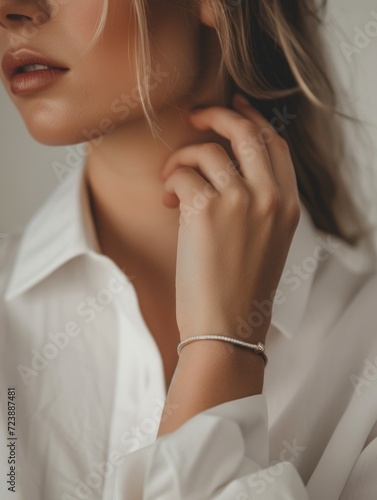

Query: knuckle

[256,189,282,217]
[285,198,301,227]
[226,185,250,209]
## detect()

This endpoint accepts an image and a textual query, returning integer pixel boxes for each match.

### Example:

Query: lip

[1,48,69,95]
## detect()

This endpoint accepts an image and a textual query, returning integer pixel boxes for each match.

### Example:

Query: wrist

[178,334,268,365]
[159,337,265,436]
[177,337,266,380]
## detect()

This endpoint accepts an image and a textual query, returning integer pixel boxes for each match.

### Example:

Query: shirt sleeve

[113,394,310,499]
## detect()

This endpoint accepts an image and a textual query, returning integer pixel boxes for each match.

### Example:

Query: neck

[84,61,232,276]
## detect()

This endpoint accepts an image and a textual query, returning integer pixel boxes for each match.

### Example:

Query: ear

[198,0,216,28]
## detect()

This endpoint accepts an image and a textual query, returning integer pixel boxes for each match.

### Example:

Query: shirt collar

[4,165,374,340]
[5,166,101,301]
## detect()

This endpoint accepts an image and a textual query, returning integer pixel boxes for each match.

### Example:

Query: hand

[160,94,301,346]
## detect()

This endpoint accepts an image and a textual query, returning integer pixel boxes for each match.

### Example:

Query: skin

[0,0,301,438]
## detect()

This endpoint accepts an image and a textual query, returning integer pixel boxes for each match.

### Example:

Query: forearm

[157,339,265,436]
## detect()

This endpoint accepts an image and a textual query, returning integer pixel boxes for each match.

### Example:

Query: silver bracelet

[177,334,268,366]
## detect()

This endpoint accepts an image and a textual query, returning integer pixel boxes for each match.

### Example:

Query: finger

[164,165,218,209]
[188,106,276,187]
[161,143,243,193]
[232,94,299,200]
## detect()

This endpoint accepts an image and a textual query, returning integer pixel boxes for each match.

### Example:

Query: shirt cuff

[114,394,309,499]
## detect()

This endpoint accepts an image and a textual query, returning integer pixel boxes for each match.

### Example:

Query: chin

[18,100,85,146]
[26,128,81,146]
[23,119,90,147]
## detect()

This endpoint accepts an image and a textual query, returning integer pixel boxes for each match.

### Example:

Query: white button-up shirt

[1,164,377,500]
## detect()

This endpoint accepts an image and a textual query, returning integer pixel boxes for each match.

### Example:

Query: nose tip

[0,2,50,33]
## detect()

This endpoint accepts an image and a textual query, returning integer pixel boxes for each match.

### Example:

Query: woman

[0,0,376,498]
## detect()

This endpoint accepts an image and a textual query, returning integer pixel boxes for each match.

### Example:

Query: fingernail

[233,93,250,107]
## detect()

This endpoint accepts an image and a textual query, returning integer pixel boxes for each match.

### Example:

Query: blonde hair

[87,0,374,245]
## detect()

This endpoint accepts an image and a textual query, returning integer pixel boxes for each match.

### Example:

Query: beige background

[0,0,376,249]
